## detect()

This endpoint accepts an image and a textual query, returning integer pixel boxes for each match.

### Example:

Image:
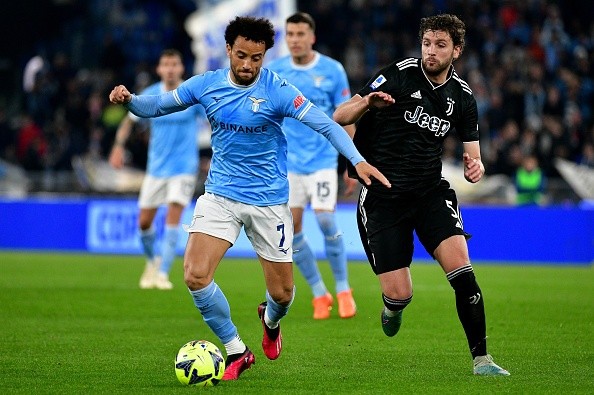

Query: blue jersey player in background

[268,12,358,320]
[109,49,206,290]
[109,16,390,381]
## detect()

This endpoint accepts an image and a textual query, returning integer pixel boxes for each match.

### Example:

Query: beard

[422,57,452,77]
[231,68,256,86]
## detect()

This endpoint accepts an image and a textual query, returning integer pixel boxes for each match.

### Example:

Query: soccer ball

[174,340,225,386]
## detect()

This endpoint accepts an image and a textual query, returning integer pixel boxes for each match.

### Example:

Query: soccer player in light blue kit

[109,49,207,290]
[109,16,390,381]
[268,12,359,320]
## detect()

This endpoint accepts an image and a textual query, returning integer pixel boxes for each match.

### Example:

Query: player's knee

[139,222,154,233]
[315,212,339,238]
[381,276,413,301]
[382,293,412,312]
[183,260,211,290]
[183,271,207,290]
[138,218,153,231]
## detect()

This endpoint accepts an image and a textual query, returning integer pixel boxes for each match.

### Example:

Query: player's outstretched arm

[108,86,186,119]
[333,92,395,125]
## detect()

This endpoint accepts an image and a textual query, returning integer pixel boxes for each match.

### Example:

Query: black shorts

[356,180,470,274]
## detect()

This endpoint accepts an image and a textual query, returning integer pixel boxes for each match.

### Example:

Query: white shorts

[288,168,338,211]
[138,174,196,208]
[185,193,293,262]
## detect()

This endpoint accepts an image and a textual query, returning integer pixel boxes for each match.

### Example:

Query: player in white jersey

[268,12,358,320]
[109,49,206,290]
[109,16,391,381]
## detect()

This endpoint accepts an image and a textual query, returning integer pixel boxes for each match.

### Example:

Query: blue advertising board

[0,197,592,265]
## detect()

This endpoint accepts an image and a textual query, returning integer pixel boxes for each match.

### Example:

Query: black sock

[382,294,412,312]
[447,266,487,358]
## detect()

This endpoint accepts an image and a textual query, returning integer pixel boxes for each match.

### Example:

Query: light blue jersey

[133,82,204,177]
[268,52,351,173]
[126,68,364,206]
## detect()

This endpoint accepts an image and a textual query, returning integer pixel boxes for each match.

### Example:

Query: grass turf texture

[0,252,593,394]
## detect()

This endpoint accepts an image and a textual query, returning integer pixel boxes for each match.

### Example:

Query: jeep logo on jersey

[404,106,451,137]
[249,97,266,112]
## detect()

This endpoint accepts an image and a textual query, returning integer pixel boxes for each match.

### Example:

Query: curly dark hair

[224,16,275,50]
[419,14,466,53]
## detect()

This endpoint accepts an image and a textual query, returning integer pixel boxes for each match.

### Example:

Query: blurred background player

[268,12,358,320]
[109,49,206,290]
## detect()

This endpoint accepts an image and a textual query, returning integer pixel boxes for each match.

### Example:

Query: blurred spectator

[489,120,521,176]
[538,115,571,176]
[0,105,16,162]
[22,56,46,94]
[524,63,546,130]
[578,142,594,168]
[485,89,506,139]
[22,56,57,128]
[526,26,546,63]
[542,85,565,119]
[518,127,538,157]
[16,113,48,171]
[515,154,546,205]
[51,52,76,101]
[99,33,127,81]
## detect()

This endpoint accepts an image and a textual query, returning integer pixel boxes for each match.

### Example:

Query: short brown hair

[419,14,466,53]
[160,48,182,61]
[286,12,315,32]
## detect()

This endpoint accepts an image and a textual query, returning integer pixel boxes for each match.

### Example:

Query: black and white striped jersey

[352,57,479,198]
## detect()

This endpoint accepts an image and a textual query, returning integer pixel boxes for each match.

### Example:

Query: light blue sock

[264,287,295,324]
[158,225,178,275]
[139,227,156,261]
[189,281,237,344]
[293,232,327,297]
[316,212,350,293]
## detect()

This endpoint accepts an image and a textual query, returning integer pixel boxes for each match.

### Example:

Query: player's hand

[109,85,132,104]
[366,91,395,109]
[463,152,484,183]
[342,171,358,197]
[354,161,391,188]
[108,145,125,169]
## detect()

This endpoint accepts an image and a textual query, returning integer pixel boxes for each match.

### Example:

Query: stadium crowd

[0,0,593,203]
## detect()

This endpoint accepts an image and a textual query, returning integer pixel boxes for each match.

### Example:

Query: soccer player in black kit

[334,14,510,376]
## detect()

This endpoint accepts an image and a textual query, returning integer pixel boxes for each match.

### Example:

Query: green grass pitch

[0,251,593,394]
